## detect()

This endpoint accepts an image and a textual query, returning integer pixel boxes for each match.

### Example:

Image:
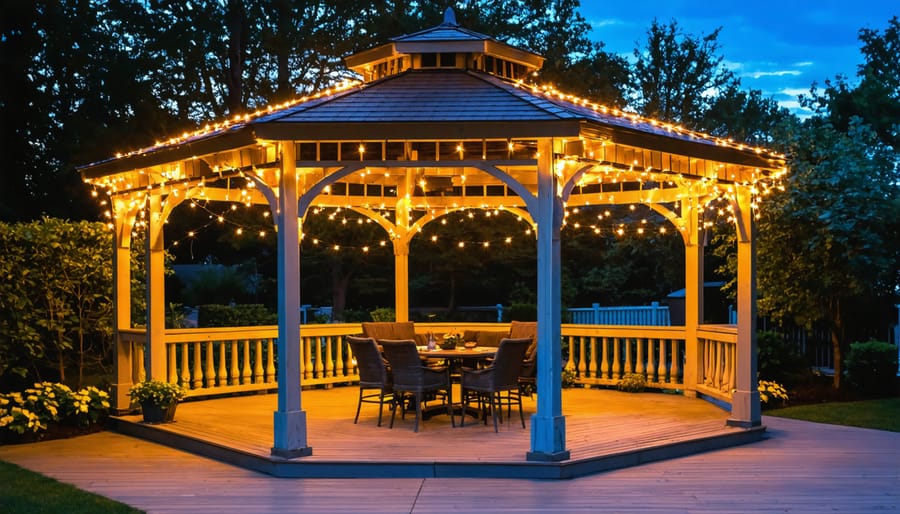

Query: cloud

[793,61,814,67]
[589,18,626,29]
[746,69,802,79]
[780,88,810,97]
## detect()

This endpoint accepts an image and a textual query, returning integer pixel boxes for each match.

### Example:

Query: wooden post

[682,198,703,398]
[272,141,313,458]
[111,213,133,412]
[392,169,414,322]
[527,139,569,462]
[145,195,167,382]
[728,187,761,427]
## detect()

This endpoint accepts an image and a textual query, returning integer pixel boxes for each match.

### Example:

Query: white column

[393,243,410,322]
[728,187,761,427]
[145,195,167,381]
[272,141,313,458]
[111,218,133,412]
[527,139,569,462]
[682,199,703,397]
[391,169,414,322]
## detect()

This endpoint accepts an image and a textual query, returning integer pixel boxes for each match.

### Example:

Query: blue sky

[577,0,898,115]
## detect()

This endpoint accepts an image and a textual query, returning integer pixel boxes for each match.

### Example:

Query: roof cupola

[344,7,544,82]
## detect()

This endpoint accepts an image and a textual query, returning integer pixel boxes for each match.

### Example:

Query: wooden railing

[119,322,738,402]
[695,325,738,403]
[562,325,686,389]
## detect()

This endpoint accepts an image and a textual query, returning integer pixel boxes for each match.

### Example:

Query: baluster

[313,337,324,379]
[599,337,610,379]
[204,341,215,388]
[343,337,353,377]
[703,340,713,386]
[301,336,312,380]
[192,342,203,389]
[266,338,276,383]
[657,338,667,383]
[241,340,252,384]
[216,341,227,386]
[133,343,146,383]
[565,335,576,374]
[227,340,241,385]
[180,344,190,388]
[636,337,646,377]
[713,342,724,389]
[324,335,334,379]
[624,338,634,374]
[587,336,598,378]
[671,340,682,384]
[724,343,735,392]
[167,344,178,384]
[253,339,264,384]
[612,337,622,378]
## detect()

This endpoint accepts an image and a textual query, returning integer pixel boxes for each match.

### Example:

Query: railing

[121,322,738,403]
[567,302,671,326]
[695,326,738,403]
[562,325,686,389]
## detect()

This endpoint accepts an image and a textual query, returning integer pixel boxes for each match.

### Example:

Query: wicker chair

[380,339,454,432]
[347,336,393,427]
[460,337,531,432]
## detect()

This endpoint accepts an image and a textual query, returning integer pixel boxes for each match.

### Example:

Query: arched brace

[472,163,538,215]
[561,164,597,203]
[144,192,188,249]
[297,163,366,220]
[347,206,399,239]
[245,173,279,221]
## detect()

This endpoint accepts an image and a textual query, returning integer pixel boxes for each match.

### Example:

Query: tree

[822,16,900,150]
[629,19,738,127]
[757,117,899,389]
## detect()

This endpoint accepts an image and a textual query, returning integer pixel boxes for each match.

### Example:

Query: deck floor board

[1,413,897,513]
[112,387,739,464]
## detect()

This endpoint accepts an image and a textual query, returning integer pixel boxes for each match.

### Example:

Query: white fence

[567,302,671,326]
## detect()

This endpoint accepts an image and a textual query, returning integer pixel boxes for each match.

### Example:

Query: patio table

[416,345,497,422]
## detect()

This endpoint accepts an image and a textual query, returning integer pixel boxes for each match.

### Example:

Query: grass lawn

[0,460,143,514]
[765,397,900,432]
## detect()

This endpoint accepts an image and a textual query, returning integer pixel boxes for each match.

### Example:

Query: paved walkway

[1,416,898,513]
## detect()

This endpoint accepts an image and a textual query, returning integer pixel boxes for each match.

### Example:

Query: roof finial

[442,7,458,27]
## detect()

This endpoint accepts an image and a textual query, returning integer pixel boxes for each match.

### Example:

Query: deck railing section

[562,325,686,389]
[695,326,738,403]
[122,323,737,403]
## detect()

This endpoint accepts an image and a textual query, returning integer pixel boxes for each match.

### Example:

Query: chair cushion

[462,330,507,347]
[362,322,425,345]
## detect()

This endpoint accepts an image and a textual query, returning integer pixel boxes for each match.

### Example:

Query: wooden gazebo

[79,9,786,462]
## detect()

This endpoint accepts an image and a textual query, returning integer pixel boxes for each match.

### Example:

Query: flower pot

[140,401,178,423]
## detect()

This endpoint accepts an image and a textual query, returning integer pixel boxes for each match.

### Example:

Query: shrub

[757,331,809,384]
[845,340,898,397]
[0,382,110,436]
[198,304,277,327]
[617,373,647,393]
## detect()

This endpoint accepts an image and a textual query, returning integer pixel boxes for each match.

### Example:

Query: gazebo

[79,9,786,464]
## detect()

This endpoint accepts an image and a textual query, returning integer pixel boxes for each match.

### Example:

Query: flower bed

[0,382,110,444]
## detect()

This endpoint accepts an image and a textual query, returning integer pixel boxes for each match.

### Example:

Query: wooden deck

[2,415,897,513]
[107,387,765,478]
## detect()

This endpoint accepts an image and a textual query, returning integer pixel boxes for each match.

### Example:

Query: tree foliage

[0,219,114,390]
[629,19,738,127]
[757,117,899,387]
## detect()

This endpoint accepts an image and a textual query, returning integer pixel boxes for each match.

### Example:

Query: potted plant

[128,380,187,423]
